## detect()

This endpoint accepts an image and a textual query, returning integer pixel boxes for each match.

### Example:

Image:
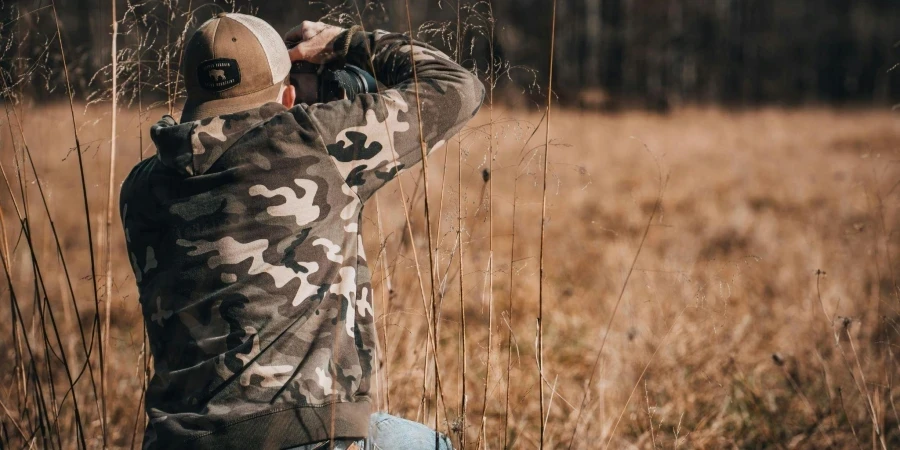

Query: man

[120,12,483,450]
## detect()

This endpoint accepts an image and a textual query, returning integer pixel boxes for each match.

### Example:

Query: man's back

[121,23,483,449]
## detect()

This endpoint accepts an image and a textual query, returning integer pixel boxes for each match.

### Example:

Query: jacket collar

[151,102,287,176]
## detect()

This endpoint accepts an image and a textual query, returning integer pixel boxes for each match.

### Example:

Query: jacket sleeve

[301,30,485,203]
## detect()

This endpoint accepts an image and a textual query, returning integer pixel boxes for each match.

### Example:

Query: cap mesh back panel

[229,14,291,84]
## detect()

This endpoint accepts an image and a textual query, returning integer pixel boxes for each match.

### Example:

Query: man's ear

[281,84,296,108]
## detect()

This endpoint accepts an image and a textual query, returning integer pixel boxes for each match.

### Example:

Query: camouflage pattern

[288,438,364,450]
[120,30,483,450]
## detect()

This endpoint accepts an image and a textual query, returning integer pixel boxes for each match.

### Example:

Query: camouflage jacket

[120,30,483,450]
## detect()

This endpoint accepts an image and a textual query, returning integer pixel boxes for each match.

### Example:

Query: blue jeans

[289,413,453,450]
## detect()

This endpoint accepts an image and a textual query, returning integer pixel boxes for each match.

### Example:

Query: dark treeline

[1,0,899,109]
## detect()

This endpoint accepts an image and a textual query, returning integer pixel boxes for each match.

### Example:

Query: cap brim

[180,82,284,123]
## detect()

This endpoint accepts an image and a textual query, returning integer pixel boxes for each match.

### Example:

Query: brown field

[0,103,899,449]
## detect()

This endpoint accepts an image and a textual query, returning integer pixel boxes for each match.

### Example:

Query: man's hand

[285,21,345,64]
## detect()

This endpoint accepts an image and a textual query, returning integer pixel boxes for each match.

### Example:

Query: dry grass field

[0,103,899,449]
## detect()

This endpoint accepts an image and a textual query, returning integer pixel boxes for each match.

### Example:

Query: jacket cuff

[331,26,364,58]
[331,26,374,69]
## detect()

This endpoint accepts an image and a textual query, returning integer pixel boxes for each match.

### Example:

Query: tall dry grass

[0,1,898,449]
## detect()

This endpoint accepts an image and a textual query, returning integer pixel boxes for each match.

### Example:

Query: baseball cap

[180,13,291,122]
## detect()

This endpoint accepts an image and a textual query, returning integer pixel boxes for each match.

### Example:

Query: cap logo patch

[198,58,241,92]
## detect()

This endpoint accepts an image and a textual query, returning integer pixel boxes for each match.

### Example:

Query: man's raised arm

[296,25,485,202]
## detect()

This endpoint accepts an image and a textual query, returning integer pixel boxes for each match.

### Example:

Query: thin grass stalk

[25,353,52,449]
[867,181,896,444]
[20,146,50,450]
[860,183,887,445]
[54,212,77,394]
[886,345,900,436]
[0,396,27,444]
[138,24,145,164]
[374,193,392,413]
[33,268,74,450]
[23,308,52,449]
[36,283,63,450]
[16,98,34,373]
[26,369,48,450]
[137,31,150,443]
[603,308,685,449]
[860,178,889,450]
[819,259,884,447]
[474,255,491,450]
[2,98,103,428]
[502,158,519,450]
[50,0,105,445]
[141,327,151,445]
[165,1,173,116]
[2,93,103,449]
[0,222,23,446]
[101,1,120,444]
[368,260,383,415]
[477,4,496,447]
[542,375,558,436]
[537,0,558,447]
[456,103,468,449]
[0,105,28,422]
[503,111,546,450]
[38,371,56,450]
[33,215,63,449]
[838,388,864,450]
[12,305,25,433]
[430,158,451,398]
[433,136,452,312]
[129,376,146,449]
[0,220,83,449]
[131,328,150,449]
[0,171,11,271]
[0,201,26,418]
[845,328,887,450]
[6,15,33,437]
[0,100,86,346]
[566,165,666,449]
[420,317,430,423]
[402,1,445,435]
[428,6,469,338]
[870,181,898,303]
[130,318,149,449]
[8,142,80,450]
[7,232,27,441]
[643,381,657,449]
[171,0,193,113]
[363,203,392,414]
[453,2,468,445]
